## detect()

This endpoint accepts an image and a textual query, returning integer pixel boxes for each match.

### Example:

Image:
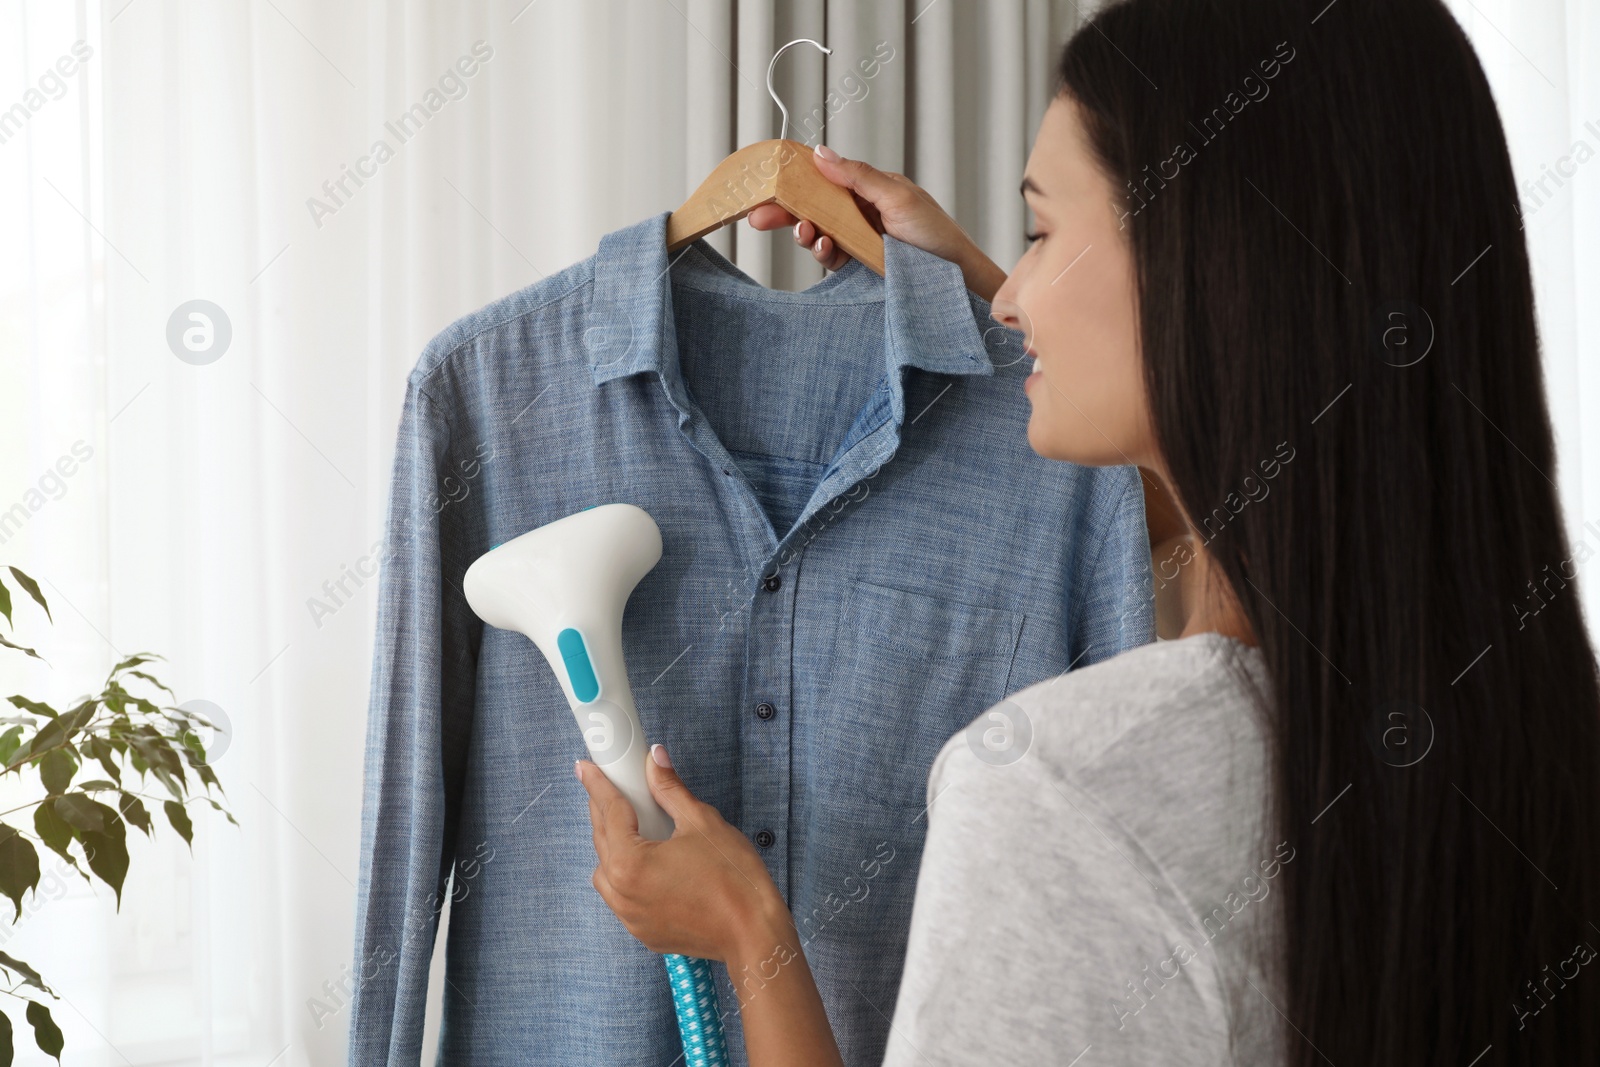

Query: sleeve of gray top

[885,744,1233,1067]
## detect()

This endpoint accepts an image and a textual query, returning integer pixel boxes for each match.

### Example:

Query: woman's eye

[1024,230,1045,245]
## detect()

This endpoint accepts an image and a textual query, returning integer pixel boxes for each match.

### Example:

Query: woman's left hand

[577,744,787,964]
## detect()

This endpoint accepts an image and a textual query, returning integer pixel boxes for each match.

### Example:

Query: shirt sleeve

[885,745,1233,1067]
[1073,468,1156,666]
[347,380,481,1065]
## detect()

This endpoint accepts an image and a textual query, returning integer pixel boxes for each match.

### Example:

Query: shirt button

[761,573,781,592]
[754,829,775,848]
[755,701,776,720]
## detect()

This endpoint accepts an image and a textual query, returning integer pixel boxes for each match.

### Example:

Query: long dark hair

[1057,0,1600,1062]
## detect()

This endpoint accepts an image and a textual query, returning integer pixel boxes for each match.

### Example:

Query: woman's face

[991,97,1153,471]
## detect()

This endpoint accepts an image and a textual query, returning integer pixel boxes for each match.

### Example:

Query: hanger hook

[767,38,832,142]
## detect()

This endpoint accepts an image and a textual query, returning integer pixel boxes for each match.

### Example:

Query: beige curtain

[676,0,1083,292]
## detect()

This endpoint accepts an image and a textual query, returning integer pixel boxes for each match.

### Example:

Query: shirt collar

[586,209,999,400]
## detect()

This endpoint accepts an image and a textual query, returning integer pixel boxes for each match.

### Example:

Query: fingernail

[574,759,583,781]
[813,236,826,254]
[651,743,673,768]
[794,221,804,242]
[815,143,841,163]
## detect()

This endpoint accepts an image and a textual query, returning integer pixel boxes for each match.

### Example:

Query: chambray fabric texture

[347,208,1157,1066]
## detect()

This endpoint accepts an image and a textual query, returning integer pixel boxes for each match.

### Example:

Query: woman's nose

[988,297,1031,341]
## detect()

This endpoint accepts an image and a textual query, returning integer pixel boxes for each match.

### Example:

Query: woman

[577,0,1600,1062]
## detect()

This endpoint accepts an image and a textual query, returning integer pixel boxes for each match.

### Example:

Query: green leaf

[80,812,128,909]
[179,728,208,761]
[0,580,10,630]
[38,749,75,796]
[32,803,76,870]
[111,652,161,674]
[0,827,39,922]
[8,730,50,773]
[129,732,183,777]
[25,1000,61,1062]
[6,570,48,625]
[126,670,174,696]
[84,736,120,785]
[0,727,21,768]
[178,704,217,728]
[51,793,104,833]
[203,796,239,827]
[0,1006,11,1067]
[117,793,152,837]
[0,952,53,996]
[0,637,40,662]
[62,701,95,732]
[73,779,116,792]
[164,801,193,849]
[131,735,186,800]
[150,766,183,802]
[4,697,53,719]
[11,703,92,772]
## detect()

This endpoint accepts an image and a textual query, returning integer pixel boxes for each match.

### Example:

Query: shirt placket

[643,242,933,907]
[742,552,794,898]
[650,355,801,890]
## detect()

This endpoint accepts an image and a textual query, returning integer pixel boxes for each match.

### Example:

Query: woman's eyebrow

[1020,175,1047,198]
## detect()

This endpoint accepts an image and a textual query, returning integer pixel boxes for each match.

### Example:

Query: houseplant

[0,565,233,1063]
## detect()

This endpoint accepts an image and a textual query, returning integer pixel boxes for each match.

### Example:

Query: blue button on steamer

[556,627,601,703]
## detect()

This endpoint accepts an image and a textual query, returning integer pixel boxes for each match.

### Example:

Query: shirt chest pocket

[818,579,1026,813]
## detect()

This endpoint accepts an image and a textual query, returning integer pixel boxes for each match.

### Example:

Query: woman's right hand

[745,144,1008,302]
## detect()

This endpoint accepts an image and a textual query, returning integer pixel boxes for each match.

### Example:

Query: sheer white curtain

[1,1,1595,1065]
[0,2,1069,1064]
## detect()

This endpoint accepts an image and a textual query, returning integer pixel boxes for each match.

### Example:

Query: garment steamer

[461,503,729,1067]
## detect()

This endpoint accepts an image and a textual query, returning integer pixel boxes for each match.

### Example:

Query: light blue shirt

[348,209,1156,1065]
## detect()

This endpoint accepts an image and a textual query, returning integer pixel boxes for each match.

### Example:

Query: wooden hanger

[666,39,886,277]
